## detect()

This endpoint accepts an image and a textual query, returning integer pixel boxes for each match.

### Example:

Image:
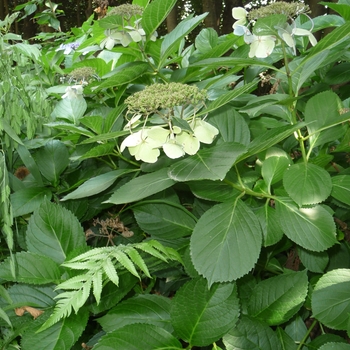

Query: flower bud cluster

[106,4,143,20]
[120,83,219,163]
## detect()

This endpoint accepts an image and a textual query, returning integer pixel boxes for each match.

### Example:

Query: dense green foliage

[1,0,350,348]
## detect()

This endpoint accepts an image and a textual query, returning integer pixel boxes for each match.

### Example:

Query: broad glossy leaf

[275,327,297,350]
[210,107,250,146]
[94,323,182,349]
[191,200,262,285]
[44,122,94,137]
[325,62,350,84]
[283,163,332,206]
[141,0,177,35]
[0,252,60,284]
[319,2,350,20]
[160,13,207,68]
[168,142,247,182]
[331,175,350,206]
[133,201,196,239]
[297,246,329,273]
[98,294,172,332]
[284,315,308,346]
[195,28,218,53]
[170,277,239,347]
[248,270,308,325]
[262,156,290,189]
[36,140,69,185]
[61,169,134,201]
[51,95,87,124]
[106,168,175,205]
[98,62,149,90]
[75,142,115,160]
[223,316,281,350]
[275,199,337,252]
[26,200,86,264]
[11,187,52,217]
[312,268,350,331]
[21,308,89,350]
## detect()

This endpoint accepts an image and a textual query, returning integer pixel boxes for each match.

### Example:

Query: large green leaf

[97,294,172,332]
[26,200,86,264]
[189,180,239,202]
[0,252,60,284]
[98,62,150,90]
[255,204,283,247]
[141,0,177,35]
[312,268,350,331]
[190,200,262,285]
[159,13,207,68]
[223,316,281,350]
[51,95,87,124]
[36,140,69,185]
[297,246,329,273]
[262,156,290,190]
[106,168,175,205]
[11,187,52,217]
[61,169,135,201]
[170,277,240,347]
[275,198,337,252]
[21,308,89,350]
[248,270,308,325]
[283,163,332,206]
[94,323,182,349]
[209,107,250,146]
[319,344,350,350]
[331,175,350,206]
[238,123,305,162]
[133,201,196,239]
[168,142,247,182]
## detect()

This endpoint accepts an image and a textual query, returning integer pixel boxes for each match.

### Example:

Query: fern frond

[111,249,140,278]
[102,257,119,286]
[124,246,151,278]
[92,270,103,305]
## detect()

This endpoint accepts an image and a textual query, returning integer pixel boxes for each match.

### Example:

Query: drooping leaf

[297,246,329,273]
[61,169,135,201]
[11,187,52,217]
[312,268,350,331]
[51,95,87,124]
[191,200,262,285]
[223,316,281,350]
[275,198,337,252]
[26,200,86,264]
[21,307,89,349]
[141,0,177,36]
[97,294,172,332]
[106,168,175,205]
[133,201,196,239]
[283,163,332,206]
[168,142,247,182]
[0,251,60,284]
[248,270,308,325]
[35,140,69,185]
[94,323,182,349]
[331,175,350,206]
[170,277,240,347]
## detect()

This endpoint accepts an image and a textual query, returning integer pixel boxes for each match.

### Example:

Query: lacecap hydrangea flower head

[232,2,316,58]
[120,83,219,163]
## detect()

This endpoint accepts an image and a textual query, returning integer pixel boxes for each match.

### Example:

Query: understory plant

[1,0,350,349]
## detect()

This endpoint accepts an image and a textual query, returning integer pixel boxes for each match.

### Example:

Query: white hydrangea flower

[232,7,248,29]
[176,131,200,155]
[163,139,185,159]
[193,119,219,144]
[62,85,84,99]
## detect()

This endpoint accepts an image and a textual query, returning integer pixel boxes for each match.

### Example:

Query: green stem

[296,319,317,350]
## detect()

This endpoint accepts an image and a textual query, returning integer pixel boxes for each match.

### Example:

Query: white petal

[147,126,170,146]
[232,7,247,20]
[282,32,295,48]
[176,132,200,155]
[120,130,143,151]
[293,28,312,36]
[250,36,275,58]
[129,30,142,43]
[308,33,317,46]
[163,141,185,159]
[131,143,160,163]
[193,120,219,144]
